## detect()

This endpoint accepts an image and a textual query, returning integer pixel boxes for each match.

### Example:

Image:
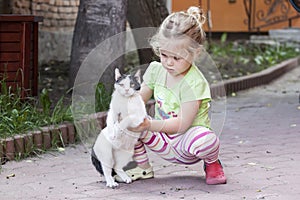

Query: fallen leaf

[6,173,15,179]
[57,147,65,152]
[231,92,237,97]
[297,106,300,110]
[256,193,279,199]
[248,162,257,166]
[290,124,297,127]
[262,166,275,171]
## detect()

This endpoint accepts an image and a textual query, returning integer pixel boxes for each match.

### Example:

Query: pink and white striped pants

[133,126,220,165]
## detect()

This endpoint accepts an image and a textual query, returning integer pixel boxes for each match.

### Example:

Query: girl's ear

[115,68,121,80]
[194,46,203,58]
[134,69,141,83]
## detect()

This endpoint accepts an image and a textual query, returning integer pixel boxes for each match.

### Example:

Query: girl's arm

[139,82,153,104]
[150,100,201,134]
[131,100,201,135]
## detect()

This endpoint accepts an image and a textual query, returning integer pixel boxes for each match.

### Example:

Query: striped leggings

[133,126,220,165]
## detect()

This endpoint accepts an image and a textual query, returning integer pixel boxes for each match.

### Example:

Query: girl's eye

[174,56,181,61]
[161,53,167,58]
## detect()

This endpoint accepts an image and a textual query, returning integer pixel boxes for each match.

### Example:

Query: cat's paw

[117,173,132,184]
[106,180,119,188]
[122,176,132,184]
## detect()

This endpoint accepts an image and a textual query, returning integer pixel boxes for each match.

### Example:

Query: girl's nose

[167,58,173,66]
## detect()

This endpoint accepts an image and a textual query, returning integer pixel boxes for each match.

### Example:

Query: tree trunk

[126,0,169,68]
[69,0,127,89]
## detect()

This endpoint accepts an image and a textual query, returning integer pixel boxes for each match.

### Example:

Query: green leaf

[220,33,227,44]
[40,88,51,116]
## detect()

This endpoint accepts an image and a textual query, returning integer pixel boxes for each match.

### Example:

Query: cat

[91,68,147,188]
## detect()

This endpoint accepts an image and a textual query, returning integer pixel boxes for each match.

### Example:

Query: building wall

[11,0,79,31]
[172,0,300,32]
[2,0,300,63]
[6,1,300,33]
[7,0,80,63]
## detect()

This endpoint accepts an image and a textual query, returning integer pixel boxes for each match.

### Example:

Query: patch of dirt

[37,58,260,106]
[214,57,261,80]
[38,60,72,107]
[37,52,288,107]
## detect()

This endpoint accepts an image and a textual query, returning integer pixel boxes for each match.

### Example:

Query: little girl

[124,6,226,185]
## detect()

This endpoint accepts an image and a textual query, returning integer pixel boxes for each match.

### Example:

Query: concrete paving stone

[0,66,300,200]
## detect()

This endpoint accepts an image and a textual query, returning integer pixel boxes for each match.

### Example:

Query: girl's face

[159,39,195,77]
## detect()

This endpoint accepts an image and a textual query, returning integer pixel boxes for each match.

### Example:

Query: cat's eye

[130,83,135,87]
[119,83,124,87]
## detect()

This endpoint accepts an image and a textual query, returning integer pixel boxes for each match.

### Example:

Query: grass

[95,82,111,112]
[0,77,73,139]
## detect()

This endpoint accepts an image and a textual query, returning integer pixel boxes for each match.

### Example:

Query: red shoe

[204,160,227,185]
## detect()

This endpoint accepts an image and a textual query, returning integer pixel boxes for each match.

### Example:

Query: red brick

[14,135,25,158]
[4,137,15,161]
[41,127,51,149]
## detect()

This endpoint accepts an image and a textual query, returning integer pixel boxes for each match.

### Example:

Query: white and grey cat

[91,68,147,188]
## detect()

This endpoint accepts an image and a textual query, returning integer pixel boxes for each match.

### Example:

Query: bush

[207,33,300,80]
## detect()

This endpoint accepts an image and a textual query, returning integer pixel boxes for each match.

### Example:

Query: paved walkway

[0,66,299,200]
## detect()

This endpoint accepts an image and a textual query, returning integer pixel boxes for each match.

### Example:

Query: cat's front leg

[106,110,117,139]
[113,149,134,184]
[102,166,119,188]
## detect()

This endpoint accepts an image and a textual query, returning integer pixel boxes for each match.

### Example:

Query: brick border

[210,57,299,98]
[0,123,78,164]
[0,57,299,164]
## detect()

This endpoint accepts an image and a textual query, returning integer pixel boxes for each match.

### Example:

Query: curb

[0,57,299,164]
[0,123,77,164]
[210,57,299,98]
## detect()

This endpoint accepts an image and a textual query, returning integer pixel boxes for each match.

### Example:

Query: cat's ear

[115,68,121,81]
[134,69,141,83]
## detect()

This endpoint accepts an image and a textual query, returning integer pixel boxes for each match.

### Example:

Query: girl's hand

[128,118,150,132]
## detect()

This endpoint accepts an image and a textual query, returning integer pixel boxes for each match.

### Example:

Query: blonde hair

[150,6,206,58]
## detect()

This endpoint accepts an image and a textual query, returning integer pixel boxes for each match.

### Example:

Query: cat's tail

[91,148,104,175]
[91,147,117,176]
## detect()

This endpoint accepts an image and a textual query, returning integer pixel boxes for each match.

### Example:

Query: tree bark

[69,0,127,89]
[126,0,169,68]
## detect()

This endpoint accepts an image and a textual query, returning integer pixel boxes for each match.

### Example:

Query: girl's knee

[183,128,219,155]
